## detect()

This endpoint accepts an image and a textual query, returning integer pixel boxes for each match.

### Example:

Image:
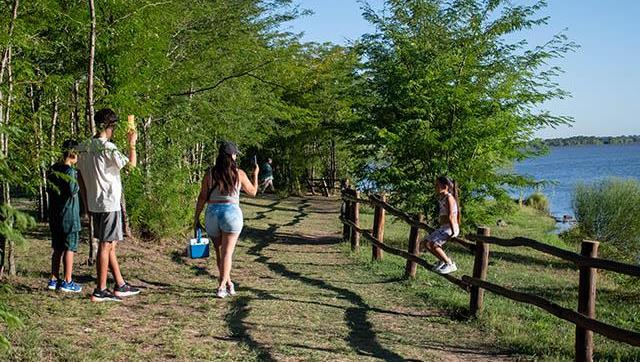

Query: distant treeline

[544,135,640,147]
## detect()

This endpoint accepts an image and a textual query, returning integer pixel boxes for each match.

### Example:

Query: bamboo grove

[0,0,575,276]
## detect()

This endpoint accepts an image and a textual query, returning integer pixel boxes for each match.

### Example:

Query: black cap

[219,140,240,155]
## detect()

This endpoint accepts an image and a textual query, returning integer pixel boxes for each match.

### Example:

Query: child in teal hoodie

[46,140,82,293]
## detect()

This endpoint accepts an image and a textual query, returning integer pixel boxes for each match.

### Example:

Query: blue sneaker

[59,280,82,293]
[47,279,59,291]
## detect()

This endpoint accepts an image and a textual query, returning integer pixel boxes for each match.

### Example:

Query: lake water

[513,144,640,219]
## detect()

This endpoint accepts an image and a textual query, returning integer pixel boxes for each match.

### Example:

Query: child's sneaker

[59,280,82,293]
[227,282,236,296]
[438,262,458,275]
[91,288,122,302]
[216,287,229,298]
[47,279,59,291]
[432,261,446,272]
[113,282,140,297]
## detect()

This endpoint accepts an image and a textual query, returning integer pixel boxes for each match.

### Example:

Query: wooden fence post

[404,214,423,278]
[470,227,491,316]
[321,177,330,197]
[341,192,351,242]
[575,240,599,362]
[372,194,386,261]
[350,189,360,251]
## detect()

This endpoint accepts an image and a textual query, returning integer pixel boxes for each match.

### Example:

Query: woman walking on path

[194,141,259,298]
[420,176,461,275]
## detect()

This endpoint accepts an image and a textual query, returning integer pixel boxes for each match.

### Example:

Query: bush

[525,192,550,214]
[573,178,640,260]
[0,285,23,352]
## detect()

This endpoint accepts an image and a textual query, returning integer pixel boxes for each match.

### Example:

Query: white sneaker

[438,262,458,275]
[432,261,445,272]
[216,287,229,298]
[227,282,236,296]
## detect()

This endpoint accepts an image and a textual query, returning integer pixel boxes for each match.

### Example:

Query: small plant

[525,192,550,214]
[573,178,640,261]
[0,285,23,352]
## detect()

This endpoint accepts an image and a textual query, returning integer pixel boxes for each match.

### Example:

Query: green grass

[1,196,518,361]
[3,197,638,361]
[354,204,640,361]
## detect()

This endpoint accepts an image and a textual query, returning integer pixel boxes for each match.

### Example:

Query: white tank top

[207,169,241,203]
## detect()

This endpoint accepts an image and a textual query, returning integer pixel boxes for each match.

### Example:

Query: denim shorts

[424,226,456,247]
[205,203,243,237]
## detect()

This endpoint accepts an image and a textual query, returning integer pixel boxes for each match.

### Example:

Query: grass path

[4,196,521,361]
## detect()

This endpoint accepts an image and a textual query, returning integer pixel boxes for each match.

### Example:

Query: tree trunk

[50,95,58,153]
[330,138,336,194]
[142,116,152,179]
[86,0,96,135]
[5,49,15,276]
[38,117,48,221]
[0,0,19,278]
[71,80,80,135]
[86,0,98,264]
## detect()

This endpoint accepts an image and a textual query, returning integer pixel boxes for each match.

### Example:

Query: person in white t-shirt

[77,108,140,302]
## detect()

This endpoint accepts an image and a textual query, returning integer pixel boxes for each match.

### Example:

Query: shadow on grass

[281,199,311,227]
[245,221,406,362]
[225,296,277,362]
[243,200,281,221]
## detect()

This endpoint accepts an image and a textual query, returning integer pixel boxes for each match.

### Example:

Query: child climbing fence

[339,187,640,362]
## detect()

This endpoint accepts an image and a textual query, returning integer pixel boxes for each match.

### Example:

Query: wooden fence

[306,178,340,197]
[340,188,640,362]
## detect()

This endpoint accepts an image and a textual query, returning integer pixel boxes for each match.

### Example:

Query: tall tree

[354,0,576,223]
[0,0,19,277]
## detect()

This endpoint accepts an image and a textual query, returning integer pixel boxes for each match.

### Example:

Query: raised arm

[239,166,259,197]
[127,129,138,168]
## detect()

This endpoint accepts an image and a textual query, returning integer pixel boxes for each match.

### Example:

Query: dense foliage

[353,0,575,224]
[573,178,640,261]
[0,0,574,278]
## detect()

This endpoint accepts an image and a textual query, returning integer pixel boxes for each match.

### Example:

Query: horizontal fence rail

[340,216,469,291]
[342,192,476,252]
[339,187,640,362]
[466,234,640,278]
[462,276,640,347]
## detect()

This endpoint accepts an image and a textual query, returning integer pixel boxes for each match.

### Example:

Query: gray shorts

[92,211,123,242]
[424,226,453,247]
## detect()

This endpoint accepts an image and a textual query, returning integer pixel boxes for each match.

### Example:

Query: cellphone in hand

[253,155,257,165]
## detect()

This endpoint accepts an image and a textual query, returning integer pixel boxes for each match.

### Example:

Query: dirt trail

[4,196,521,361]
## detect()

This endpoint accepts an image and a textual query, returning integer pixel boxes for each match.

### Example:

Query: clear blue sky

[285,1,640,138]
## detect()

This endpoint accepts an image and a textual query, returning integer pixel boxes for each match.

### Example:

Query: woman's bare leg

[212,235,222,283]
[218,231,240,289]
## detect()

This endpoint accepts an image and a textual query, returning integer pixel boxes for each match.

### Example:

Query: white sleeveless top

[438,192,459,217]
[207,169,241,204]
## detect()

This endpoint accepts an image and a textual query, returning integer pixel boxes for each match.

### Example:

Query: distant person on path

[77,108,140,302]
[420,176,461,275]
[46,140,82,293]
[259,158,275,194]
[194,141,259,298]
